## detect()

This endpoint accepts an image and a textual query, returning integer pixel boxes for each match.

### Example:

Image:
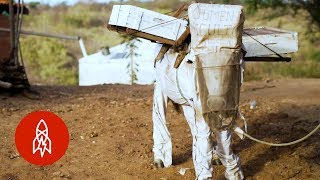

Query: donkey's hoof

[154,159,164,168]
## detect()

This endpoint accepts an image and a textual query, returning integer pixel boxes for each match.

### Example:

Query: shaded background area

[17,0,320,85]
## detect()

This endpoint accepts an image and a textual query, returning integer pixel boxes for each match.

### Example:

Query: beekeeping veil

[188,4,244,130]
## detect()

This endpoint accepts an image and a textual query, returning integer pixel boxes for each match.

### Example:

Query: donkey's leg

[216,130,244,180]
[152,83,172,168]
[182,105,213,179]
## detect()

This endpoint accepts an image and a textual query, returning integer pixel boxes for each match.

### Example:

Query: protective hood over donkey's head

[188,4,245,131]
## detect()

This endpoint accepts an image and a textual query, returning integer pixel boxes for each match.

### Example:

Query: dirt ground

[0,78,319,180]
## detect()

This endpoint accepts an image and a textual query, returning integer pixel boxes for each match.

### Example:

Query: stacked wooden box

[107,5,298,59]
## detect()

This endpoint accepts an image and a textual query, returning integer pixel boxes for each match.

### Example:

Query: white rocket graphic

[32,119,52,158]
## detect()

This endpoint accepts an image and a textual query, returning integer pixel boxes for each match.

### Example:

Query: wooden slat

[172,4,188,18]
[174,27,190,46]
[106,24,126,33]
[107,25,175,45]
[126,28,175,45]
[107,24,174,58]
[155,44,171,61]
[174,43,189,68]
[244,57,291,62]
[154,4,189,66]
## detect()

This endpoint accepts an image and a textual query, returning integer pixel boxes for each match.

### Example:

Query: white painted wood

[109,5,129,27]
[108,5,298,57]
[188,3,244,55]
[243,27,298,57]
[109,5,188,41]
[79,38,88,57]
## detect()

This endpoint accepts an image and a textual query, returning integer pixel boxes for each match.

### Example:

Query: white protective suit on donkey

[152,4,245,180]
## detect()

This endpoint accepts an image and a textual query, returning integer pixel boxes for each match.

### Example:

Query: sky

[22,0,124,6]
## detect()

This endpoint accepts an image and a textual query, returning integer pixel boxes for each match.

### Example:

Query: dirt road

[0,79,319,179]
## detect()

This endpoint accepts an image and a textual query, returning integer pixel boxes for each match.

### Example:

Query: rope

[236,122,320,147]
[175,53,319,147]
[238,108,248,133]
[194,63,241,69]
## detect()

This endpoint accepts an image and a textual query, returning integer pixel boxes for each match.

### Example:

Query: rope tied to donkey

[178,67,319,146]
[234,122,320,147]
[176,59,319,147]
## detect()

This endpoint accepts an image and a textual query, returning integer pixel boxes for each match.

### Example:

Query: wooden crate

[108,5,188,45]
[107,5,298,58]
[243,27,298,57]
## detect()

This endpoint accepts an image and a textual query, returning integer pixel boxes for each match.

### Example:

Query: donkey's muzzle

[207,96,227,111]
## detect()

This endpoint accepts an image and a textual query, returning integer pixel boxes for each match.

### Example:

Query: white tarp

[79,38,156,86]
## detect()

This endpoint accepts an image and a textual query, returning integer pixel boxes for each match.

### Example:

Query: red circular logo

[15,111,69,166]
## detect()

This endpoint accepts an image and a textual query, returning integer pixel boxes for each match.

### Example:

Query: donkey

[152,3,245,180]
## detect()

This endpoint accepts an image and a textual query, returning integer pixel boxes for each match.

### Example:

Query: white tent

[79,38,157,86]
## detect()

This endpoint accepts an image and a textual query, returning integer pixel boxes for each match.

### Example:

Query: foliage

[19,1,319,85]
[20,37,77,85]
[28,2,40,9]
[243,0,320,28]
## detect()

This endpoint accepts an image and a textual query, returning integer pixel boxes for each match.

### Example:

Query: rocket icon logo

[32,119,52,158]
[15,111,69,166]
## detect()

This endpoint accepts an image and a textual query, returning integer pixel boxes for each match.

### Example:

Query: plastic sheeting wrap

[188,4,244,130]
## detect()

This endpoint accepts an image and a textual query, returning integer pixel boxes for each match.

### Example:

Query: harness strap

[176,67,189,103]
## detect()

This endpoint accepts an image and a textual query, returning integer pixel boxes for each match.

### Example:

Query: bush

[20,37,78,85]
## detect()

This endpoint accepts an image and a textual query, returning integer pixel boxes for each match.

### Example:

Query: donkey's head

[188,3,244,130]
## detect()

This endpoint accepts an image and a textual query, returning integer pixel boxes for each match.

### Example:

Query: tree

[28,2,40,9]
[243,0,320,28]
[122,35,141,85]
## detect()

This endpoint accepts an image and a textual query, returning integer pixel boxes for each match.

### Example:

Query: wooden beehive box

[243,27,298,57]
[107,5,298,59]
[108,5,188,46]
